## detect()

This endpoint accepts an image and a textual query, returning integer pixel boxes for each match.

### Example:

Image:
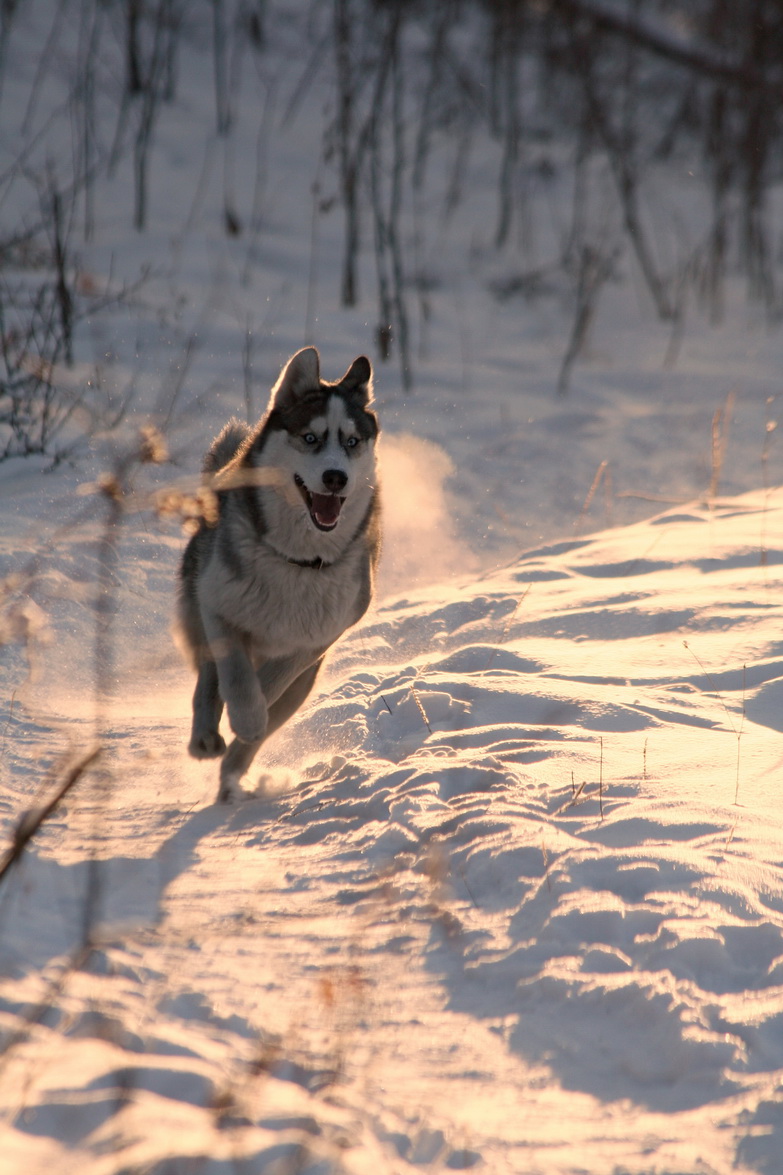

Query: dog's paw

[188,730,227,759]
[217,774,248,803]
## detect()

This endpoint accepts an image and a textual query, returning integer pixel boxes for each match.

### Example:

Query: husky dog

[178,347,380,801]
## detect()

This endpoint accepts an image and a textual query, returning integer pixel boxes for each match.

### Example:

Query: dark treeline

[2,0,783,438]
[342,0,783,382]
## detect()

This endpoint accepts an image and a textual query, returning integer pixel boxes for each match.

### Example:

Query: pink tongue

[311,492,342,526]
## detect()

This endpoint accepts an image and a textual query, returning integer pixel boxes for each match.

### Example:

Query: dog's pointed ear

[339,355,373,404]
[271,347,321,409]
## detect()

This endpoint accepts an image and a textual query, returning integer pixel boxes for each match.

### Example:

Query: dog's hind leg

[189,658,227,759]
[218,735,262,802]
[265,658,324,738]
[216,659,325,802]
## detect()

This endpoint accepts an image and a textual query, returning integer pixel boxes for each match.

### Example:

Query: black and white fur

[178,346,380,801]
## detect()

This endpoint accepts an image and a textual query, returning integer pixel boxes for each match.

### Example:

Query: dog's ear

[271,347,321,409]
[339,355,373,404]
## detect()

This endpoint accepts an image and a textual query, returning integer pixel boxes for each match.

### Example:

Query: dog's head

[259,347,378,537]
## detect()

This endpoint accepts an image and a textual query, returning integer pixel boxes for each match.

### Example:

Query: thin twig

[760,401,777,567]
[734,665,746,806]
[411,686,432,734]
[559,0,782,92]
[0,746,100,886]
[570,779,587,806]
[483,586,531,671]
[541,836,551,892]
[709,390,735,502]
[576,459,611,533]
[555,778,587,815]
[682,640,738,734]
[456,862,479,910]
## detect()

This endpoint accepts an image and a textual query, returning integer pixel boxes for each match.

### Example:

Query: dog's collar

[259,496,377,571]
[261,538,332,570]
[286,553,331,570]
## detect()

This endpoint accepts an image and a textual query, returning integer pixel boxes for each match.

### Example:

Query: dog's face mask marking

[290,396,375,531]
[260,349,378,538]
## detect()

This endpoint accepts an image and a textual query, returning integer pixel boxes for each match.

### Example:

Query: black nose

[322,468,348,493]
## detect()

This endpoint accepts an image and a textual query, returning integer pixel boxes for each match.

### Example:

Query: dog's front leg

[215,649,328,803]
[189,656,226,758]
[203,613,268,744]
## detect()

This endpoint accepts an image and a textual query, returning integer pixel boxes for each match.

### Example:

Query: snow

[2,3,783,1173]
[4,491,783,1173]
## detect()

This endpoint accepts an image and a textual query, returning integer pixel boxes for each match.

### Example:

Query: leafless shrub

[319,0,783,388]
[0,206,147,463]
[557,241,619,395]
[331,0,373,309]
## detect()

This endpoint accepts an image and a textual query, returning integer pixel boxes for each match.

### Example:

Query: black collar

[260,496,377,571]
[261,539,331,569]
[286,554,330,569]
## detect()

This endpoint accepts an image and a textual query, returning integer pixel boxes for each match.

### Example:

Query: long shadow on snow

[0,804,234,981]
[419,780,748,1115]
[423,873,744,1113]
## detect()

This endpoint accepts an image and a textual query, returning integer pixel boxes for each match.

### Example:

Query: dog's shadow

[0,789,294,985]
[155,785,292,894]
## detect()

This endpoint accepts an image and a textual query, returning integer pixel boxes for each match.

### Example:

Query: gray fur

[177,347,381,801]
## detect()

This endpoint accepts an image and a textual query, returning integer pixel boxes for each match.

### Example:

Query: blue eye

[303,433,317,445]
[345,436,358,448]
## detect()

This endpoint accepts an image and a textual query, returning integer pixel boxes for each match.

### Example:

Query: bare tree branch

[0,746,101,887]
[558,0,783,91]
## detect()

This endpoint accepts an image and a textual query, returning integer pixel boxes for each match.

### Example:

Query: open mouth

[294,474,344,532]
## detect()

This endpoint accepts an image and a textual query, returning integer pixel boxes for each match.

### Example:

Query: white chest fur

[198,537,364,662]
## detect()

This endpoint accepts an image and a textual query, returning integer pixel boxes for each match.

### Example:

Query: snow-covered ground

[2,4,783,1173]
[3,492,783,1174]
